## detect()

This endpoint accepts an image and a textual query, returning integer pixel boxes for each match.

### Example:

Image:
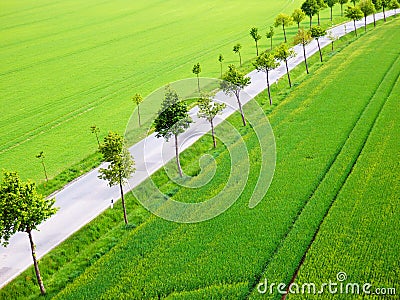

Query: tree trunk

[28,230,46,295]
[341,4,343,17]
[383,6,386,21]
[210,120,217,148]
[41,160,48,182]
[331,41,334,51]
[174,134,183,177]
[235,92,247,126]
[364,16,367,32]
[317,39,323,62]
[95,133,100,147]
[119,180,128,224]
[330,7,333,21]
[354,20,358,37]
[302,43,309,74]
[266,70,272,105]
[318,12,320,25]
[270,37,273,50]
[284,59,292,88]
[373,13,376,27]
[256,40,259,56]
[137,105,141,127]
[197,74,200,93]
[309,16,312,29]
[283,24,287,43]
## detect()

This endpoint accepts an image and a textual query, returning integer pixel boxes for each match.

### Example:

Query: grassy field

[0,0,353,184]
[291,58,400,299]
[2,15,398,300]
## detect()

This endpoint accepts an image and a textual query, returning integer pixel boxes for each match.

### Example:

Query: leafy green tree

[275,43,296,88]
[359,0,376,31]
[302,0,320,28]
[132,93,143,127]
[197,92,226,148]
[253,52,279,105]
[310,25,327,62]
[36,151,48,182]
[154,87,192,177]
[316,0,328,25]
[389,0,400,14]
[292,8,306,28]
[372,0,382,26]
[218,54,224,78]
[233,43,242,66]
[326,0,338,20]
[221,65,251,126]
[98,132,135,224]
[339,0,349,16]
[266,26,275,50]
[274,13,293,43]
[192,63,201,93]
[327,29,339,51]
[250,27,262,56]
[345,5,364,36]
[0,171,58,295]
[294,28,313,74]
[90,125,101,147]
[382,0,390,20]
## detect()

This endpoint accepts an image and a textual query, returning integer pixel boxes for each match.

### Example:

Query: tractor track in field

[245,48,400,300]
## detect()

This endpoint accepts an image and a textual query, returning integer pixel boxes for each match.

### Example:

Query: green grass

[1,16,396,300]
[290,55,400,299]
[1,0,352,185]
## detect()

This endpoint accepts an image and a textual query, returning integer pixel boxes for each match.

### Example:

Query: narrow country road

[0,10,396,288]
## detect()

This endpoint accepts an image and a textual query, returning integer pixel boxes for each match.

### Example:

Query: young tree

[359,0,376,31]
[339,0,349,16]
[275,43,296,88]
[0,171,58,295]
[36,151,48,182]
[345,5,364,36]
[154,87,192,177]
[253,52,279,105]
[250,27,262,56]
[192,63,201,93]
[372,0,382,26]
[132,93,143,127]
[218,54,224,78]
[98,132,135,224]
[316,0,328,25]
[266,26,275,50]
[292,8,307,28]
[389,0,400,14]
[310,25,327,62]
[326,0,338,20]
[233,43,243,66]
[197,92,226,148]
[221,65,251,126]
[327,29,339,51]
[274,13,293,43]
[90,125,101,147]
[382,0,390,21]
[294,28,313,74]
[302,0,320,28]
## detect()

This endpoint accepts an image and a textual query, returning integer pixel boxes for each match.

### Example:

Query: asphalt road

[0,10,396,288]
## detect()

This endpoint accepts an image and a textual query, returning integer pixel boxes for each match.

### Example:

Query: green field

[2,14,398,300]
[1,0,311,183]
